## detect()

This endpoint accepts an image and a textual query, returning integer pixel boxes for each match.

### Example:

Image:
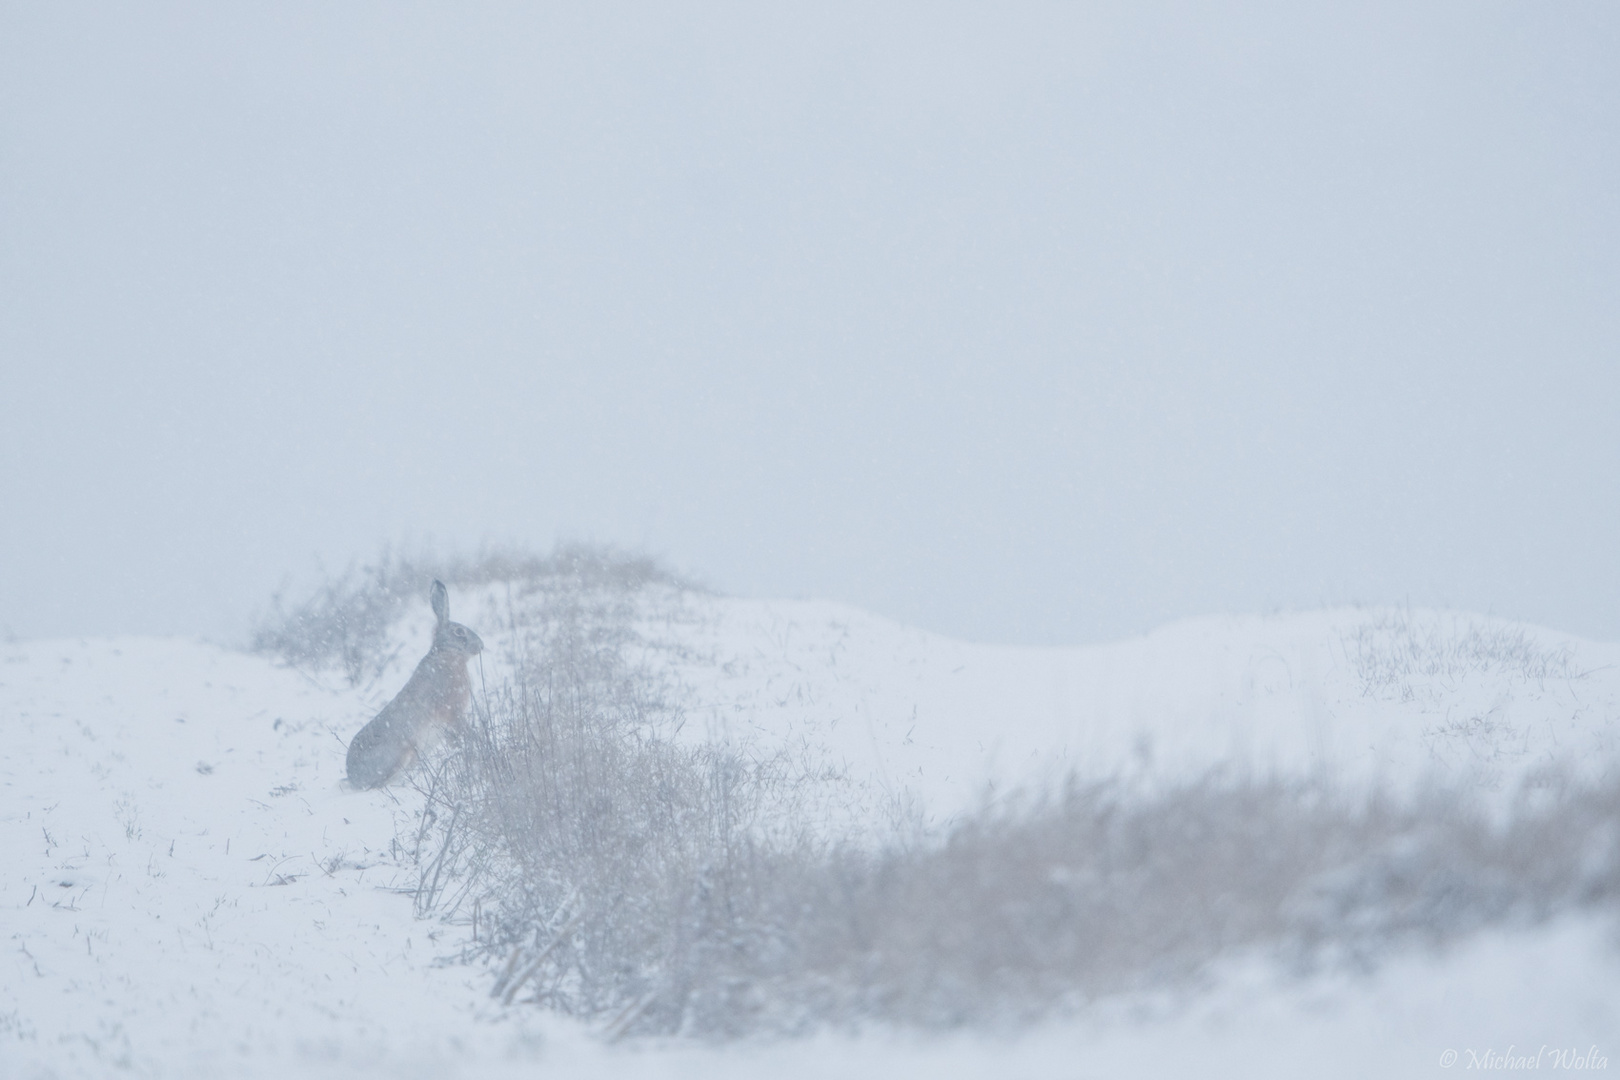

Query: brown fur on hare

[345,579,484,789]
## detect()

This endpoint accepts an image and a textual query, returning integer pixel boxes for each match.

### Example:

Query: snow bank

[3,601,1618,1076]
[665,600,1620,821]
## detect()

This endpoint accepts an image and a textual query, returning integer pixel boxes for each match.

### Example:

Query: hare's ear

[430,580,449,627]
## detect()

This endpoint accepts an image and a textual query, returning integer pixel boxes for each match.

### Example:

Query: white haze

[1,2,1617,645]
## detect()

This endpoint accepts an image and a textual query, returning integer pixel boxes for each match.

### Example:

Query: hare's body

[345,580,483,789]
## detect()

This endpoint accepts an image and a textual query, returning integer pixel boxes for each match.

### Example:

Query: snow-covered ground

[4,599,1618,1077]
[670,600,1620,820]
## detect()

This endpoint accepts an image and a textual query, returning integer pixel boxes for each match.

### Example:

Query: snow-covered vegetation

[5,547,1619,1076]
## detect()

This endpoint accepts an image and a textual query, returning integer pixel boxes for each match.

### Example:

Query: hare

[345,579,484,789]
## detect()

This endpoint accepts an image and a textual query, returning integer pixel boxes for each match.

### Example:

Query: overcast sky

[3,2,1617,646]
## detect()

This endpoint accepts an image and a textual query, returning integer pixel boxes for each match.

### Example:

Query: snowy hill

[668,599,1620,817]
[359,586,1620,818]
[4,599,1618,1077]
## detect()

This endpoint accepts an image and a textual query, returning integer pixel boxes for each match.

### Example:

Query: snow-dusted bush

[252,543,693,686]
[425,732,1620,1035]
[401,555,825,1036]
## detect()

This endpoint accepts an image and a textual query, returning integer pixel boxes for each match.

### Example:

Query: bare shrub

[1287,777,1620,961]
[252,542,697,686]
[406,558,823,1036]
[422,728,1620,1037]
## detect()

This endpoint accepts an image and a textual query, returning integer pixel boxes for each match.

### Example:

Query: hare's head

[429,579,484,657]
